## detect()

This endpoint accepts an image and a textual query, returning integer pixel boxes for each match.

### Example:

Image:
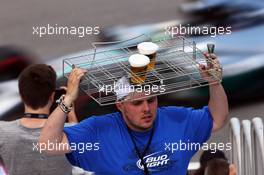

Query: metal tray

[63,34,221,105]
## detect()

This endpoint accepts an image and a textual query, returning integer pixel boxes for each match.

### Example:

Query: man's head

[200,149,227,168]
[205,158,229,175]
[116,92,158,132]
[114,76,163,132]
[18,64,56,110]
[194,150,228,175]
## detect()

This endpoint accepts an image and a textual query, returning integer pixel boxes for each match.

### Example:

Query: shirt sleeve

[188,106,213,144]
[161,106,213,144]
[63,117,98,167]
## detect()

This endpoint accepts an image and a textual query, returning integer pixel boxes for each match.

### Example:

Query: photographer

[0,64,77,175]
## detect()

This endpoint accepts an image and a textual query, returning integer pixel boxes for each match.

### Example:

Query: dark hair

[18,64,56,109]
[200,150,228,168]
[193,150,228,175]
[205,158,229,175]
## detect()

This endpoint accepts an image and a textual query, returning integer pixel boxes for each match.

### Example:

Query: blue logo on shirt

[137,151,170,172]
[123,149,176,173]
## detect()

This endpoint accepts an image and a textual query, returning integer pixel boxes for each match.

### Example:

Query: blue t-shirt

[64,106,213,175]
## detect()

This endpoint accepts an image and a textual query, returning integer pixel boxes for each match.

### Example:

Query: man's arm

[67,105,78,123]
[200,53,229,132]
[39,68,87,155]
[59,86,79,123]
[208,83,229,132]
[39,107,71,154]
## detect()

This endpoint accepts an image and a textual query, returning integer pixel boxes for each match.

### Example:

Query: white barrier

[230,117,242,175]
[252,117,264,175]
[230,117,264,175]
[241,120,253,175]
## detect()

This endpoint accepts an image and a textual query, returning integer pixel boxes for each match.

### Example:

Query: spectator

[0,64,77,175]
[193,149,228,175]
[193,149,237,175]
[205,158,229,175]
[205,158,237,175]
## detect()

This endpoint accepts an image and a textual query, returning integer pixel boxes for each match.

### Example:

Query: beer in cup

[128,54,150,84]
[137,42,159,70]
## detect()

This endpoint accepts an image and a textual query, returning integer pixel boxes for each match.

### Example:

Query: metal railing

[230,117,264,175]
[252,117,264,175]
[241,120,253,175]
[230,118,242,175]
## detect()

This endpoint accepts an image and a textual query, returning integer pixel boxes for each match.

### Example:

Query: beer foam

[137,42,159,55]
[129,54,150,67]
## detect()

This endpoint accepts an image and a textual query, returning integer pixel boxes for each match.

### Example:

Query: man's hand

[64,67,87,106]
[199,53,229,132]
[199,53,222,83]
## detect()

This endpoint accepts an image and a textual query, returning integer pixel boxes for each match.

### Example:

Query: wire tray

[63,34,221,105]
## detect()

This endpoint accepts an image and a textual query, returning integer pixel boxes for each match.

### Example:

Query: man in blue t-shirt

[39,53,229,175]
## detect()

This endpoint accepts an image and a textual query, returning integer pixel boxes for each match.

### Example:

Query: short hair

[200,150,227,168]
[193,150,228,175]
[18,64,56,109]
[205,158,229,175]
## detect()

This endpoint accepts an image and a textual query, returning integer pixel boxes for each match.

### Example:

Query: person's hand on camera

[199,53,222,83]
[64,68,87,106]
